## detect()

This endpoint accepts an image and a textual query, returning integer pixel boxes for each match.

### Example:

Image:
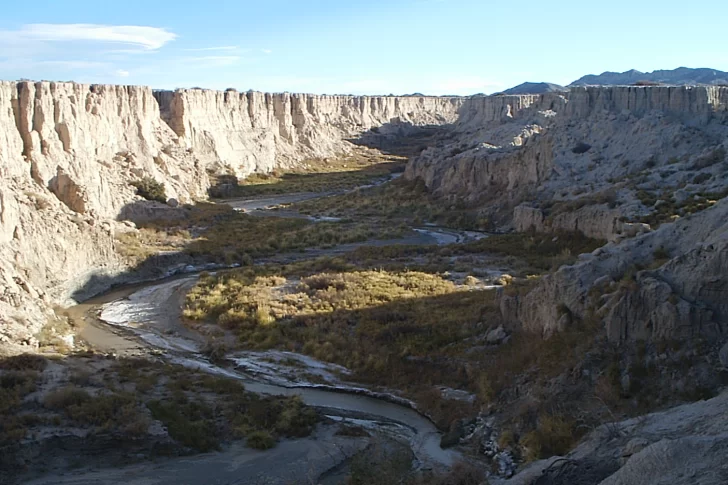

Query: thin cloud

[185,45,240,52]
[261,49,272,54]
[9,24,177,50]
[179,56,241,67]
[115,69,130,77]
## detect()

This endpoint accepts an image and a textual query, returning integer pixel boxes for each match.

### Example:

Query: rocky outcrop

[505,198,728,342]
[498,390,728,485]
[513,204,624,241]
[48,167,87,214]
[154,89,463,177]
[406,86,728,239]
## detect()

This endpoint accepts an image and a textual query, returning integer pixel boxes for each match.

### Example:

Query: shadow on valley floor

[206,120,454,199]
[347,121,456,158]
[207,161,404,199]
[70,196,429,304]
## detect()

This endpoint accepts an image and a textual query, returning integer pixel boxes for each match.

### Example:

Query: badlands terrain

[0,78,727,484]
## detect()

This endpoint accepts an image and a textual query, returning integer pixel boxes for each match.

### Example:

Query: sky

[1,0,727,95]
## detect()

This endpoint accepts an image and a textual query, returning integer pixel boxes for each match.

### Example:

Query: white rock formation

[503,197,728,342]
[406,86,728,240]
[154,89,463,177]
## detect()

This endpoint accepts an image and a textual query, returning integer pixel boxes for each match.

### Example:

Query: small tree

[131,177,167,203]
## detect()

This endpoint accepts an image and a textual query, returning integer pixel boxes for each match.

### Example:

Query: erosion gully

[67,179,490,479]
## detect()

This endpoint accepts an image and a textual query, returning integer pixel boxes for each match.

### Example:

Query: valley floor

[3,156,727,485]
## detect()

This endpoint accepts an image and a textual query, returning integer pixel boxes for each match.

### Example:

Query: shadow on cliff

[69,200,202,303]
[346,121,456,158]
[206,161,404,199]
[205,121,455,199]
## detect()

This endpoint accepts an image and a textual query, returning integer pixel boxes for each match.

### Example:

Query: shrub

[0,354,47,371]
[147,399,219,451]
[45,387,148,435]
[692,172,712,184]
[44,387,91,409]
[247,430,275,450]
[131,177,167,203]
[274,396,317,437]
[571,142,592,154]
[520,414,576,461]
[653,246,670,261]
[498,428,516,449]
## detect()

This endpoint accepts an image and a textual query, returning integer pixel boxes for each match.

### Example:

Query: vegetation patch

[210,152,405,198]
[184,268,492,423]
[451,231,604,273]
[116,203,410,265]
[131,176,167,203]
[295,178,491,231]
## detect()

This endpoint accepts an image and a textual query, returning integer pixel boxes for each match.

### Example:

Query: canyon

[1,79,728,484]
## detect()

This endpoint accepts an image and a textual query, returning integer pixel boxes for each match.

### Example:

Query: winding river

[67,183,490,479]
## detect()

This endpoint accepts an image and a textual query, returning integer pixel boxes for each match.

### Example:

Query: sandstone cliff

[0,81,213,352]
[154,89,462,177]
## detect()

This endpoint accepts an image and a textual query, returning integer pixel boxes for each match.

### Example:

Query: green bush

[44,387,148,435]
[147,399,219,451]
[0,354,47,371]
[247,430,276,450]
[131,177,167,203]
[520,414,577,461]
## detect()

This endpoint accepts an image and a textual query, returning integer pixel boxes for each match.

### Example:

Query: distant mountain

[500,82,567,95]
[570,67,728,86]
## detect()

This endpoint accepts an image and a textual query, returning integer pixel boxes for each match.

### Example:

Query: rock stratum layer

[0,81,462,351]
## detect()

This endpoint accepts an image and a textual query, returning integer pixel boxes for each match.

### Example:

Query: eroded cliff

[406,86,728,239]
[154,89,463,177]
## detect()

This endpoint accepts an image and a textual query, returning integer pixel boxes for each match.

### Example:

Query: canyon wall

[406,85,728,239]
[154,89,463,177]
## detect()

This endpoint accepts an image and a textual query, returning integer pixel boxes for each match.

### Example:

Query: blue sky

[1,0,726,95]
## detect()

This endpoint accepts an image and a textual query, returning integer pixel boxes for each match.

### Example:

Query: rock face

[499,390,728,485]
[506,198,728,343]
[401,85,728,344]
[406,86,728,240]
[0,81,211,352]
[153,89,463,178]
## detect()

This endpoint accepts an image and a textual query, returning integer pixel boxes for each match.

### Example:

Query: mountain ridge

[571,66,728,86]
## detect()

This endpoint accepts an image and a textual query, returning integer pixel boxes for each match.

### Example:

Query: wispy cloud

[11,24,177,50]
[261,49,272,55]
[179,56,241,67]
[185,45,241,52]
[0,23,178,82]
